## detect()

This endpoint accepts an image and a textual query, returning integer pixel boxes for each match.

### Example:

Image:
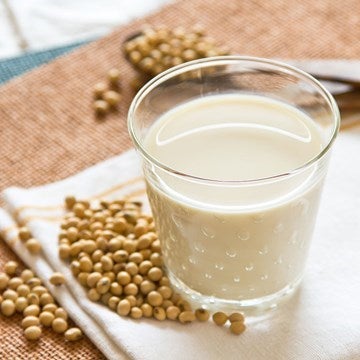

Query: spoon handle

[311,73,360,88]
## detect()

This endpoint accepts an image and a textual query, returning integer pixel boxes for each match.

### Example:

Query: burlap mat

[1,0,359,358]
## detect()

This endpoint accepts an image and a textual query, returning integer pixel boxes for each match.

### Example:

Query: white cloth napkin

[1,64,360,359]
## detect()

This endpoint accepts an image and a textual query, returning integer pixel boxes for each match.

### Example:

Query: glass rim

[127,56,340,184]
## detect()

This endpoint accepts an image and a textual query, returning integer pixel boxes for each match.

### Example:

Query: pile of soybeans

[0,196,245,344]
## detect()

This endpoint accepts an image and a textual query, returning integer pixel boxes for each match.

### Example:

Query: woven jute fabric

[1,0,359,358]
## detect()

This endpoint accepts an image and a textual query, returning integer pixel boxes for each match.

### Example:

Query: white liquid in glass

[144,94,325,300]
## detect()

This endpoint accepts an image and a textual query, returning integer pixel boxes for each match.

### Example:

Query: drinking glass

[128,56,340,311]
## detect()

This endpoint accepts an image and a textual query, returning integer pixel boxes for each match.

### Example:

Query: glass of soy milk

[128,57,340,311]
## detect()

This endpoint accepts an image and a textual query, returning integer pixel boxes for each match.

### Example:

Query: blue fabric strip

[0,40,91,85]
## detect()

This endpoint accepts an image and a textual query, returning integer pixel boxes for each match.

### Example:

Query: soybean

[4,261,18,275]
[195,308,210,322]
[22,316,40,328]
[50,272,66,286]
[179,311,196,324]
[212,312,228,326]
[24,326,42,341]
[64,327,83,341]
[229,312,244,323]
[1,299,15,316]
[39,311,55,326]
[230,321,246,335]
[26,238,41,254]
[0,273,9,290]
[52,318,68,333]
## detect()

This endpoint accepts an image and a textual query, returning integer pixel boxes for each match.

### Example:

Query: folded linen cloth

[1,135,360,359]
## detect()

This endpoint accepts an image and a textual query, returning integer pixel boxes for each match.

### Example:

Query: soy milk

[144,95,324,300]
